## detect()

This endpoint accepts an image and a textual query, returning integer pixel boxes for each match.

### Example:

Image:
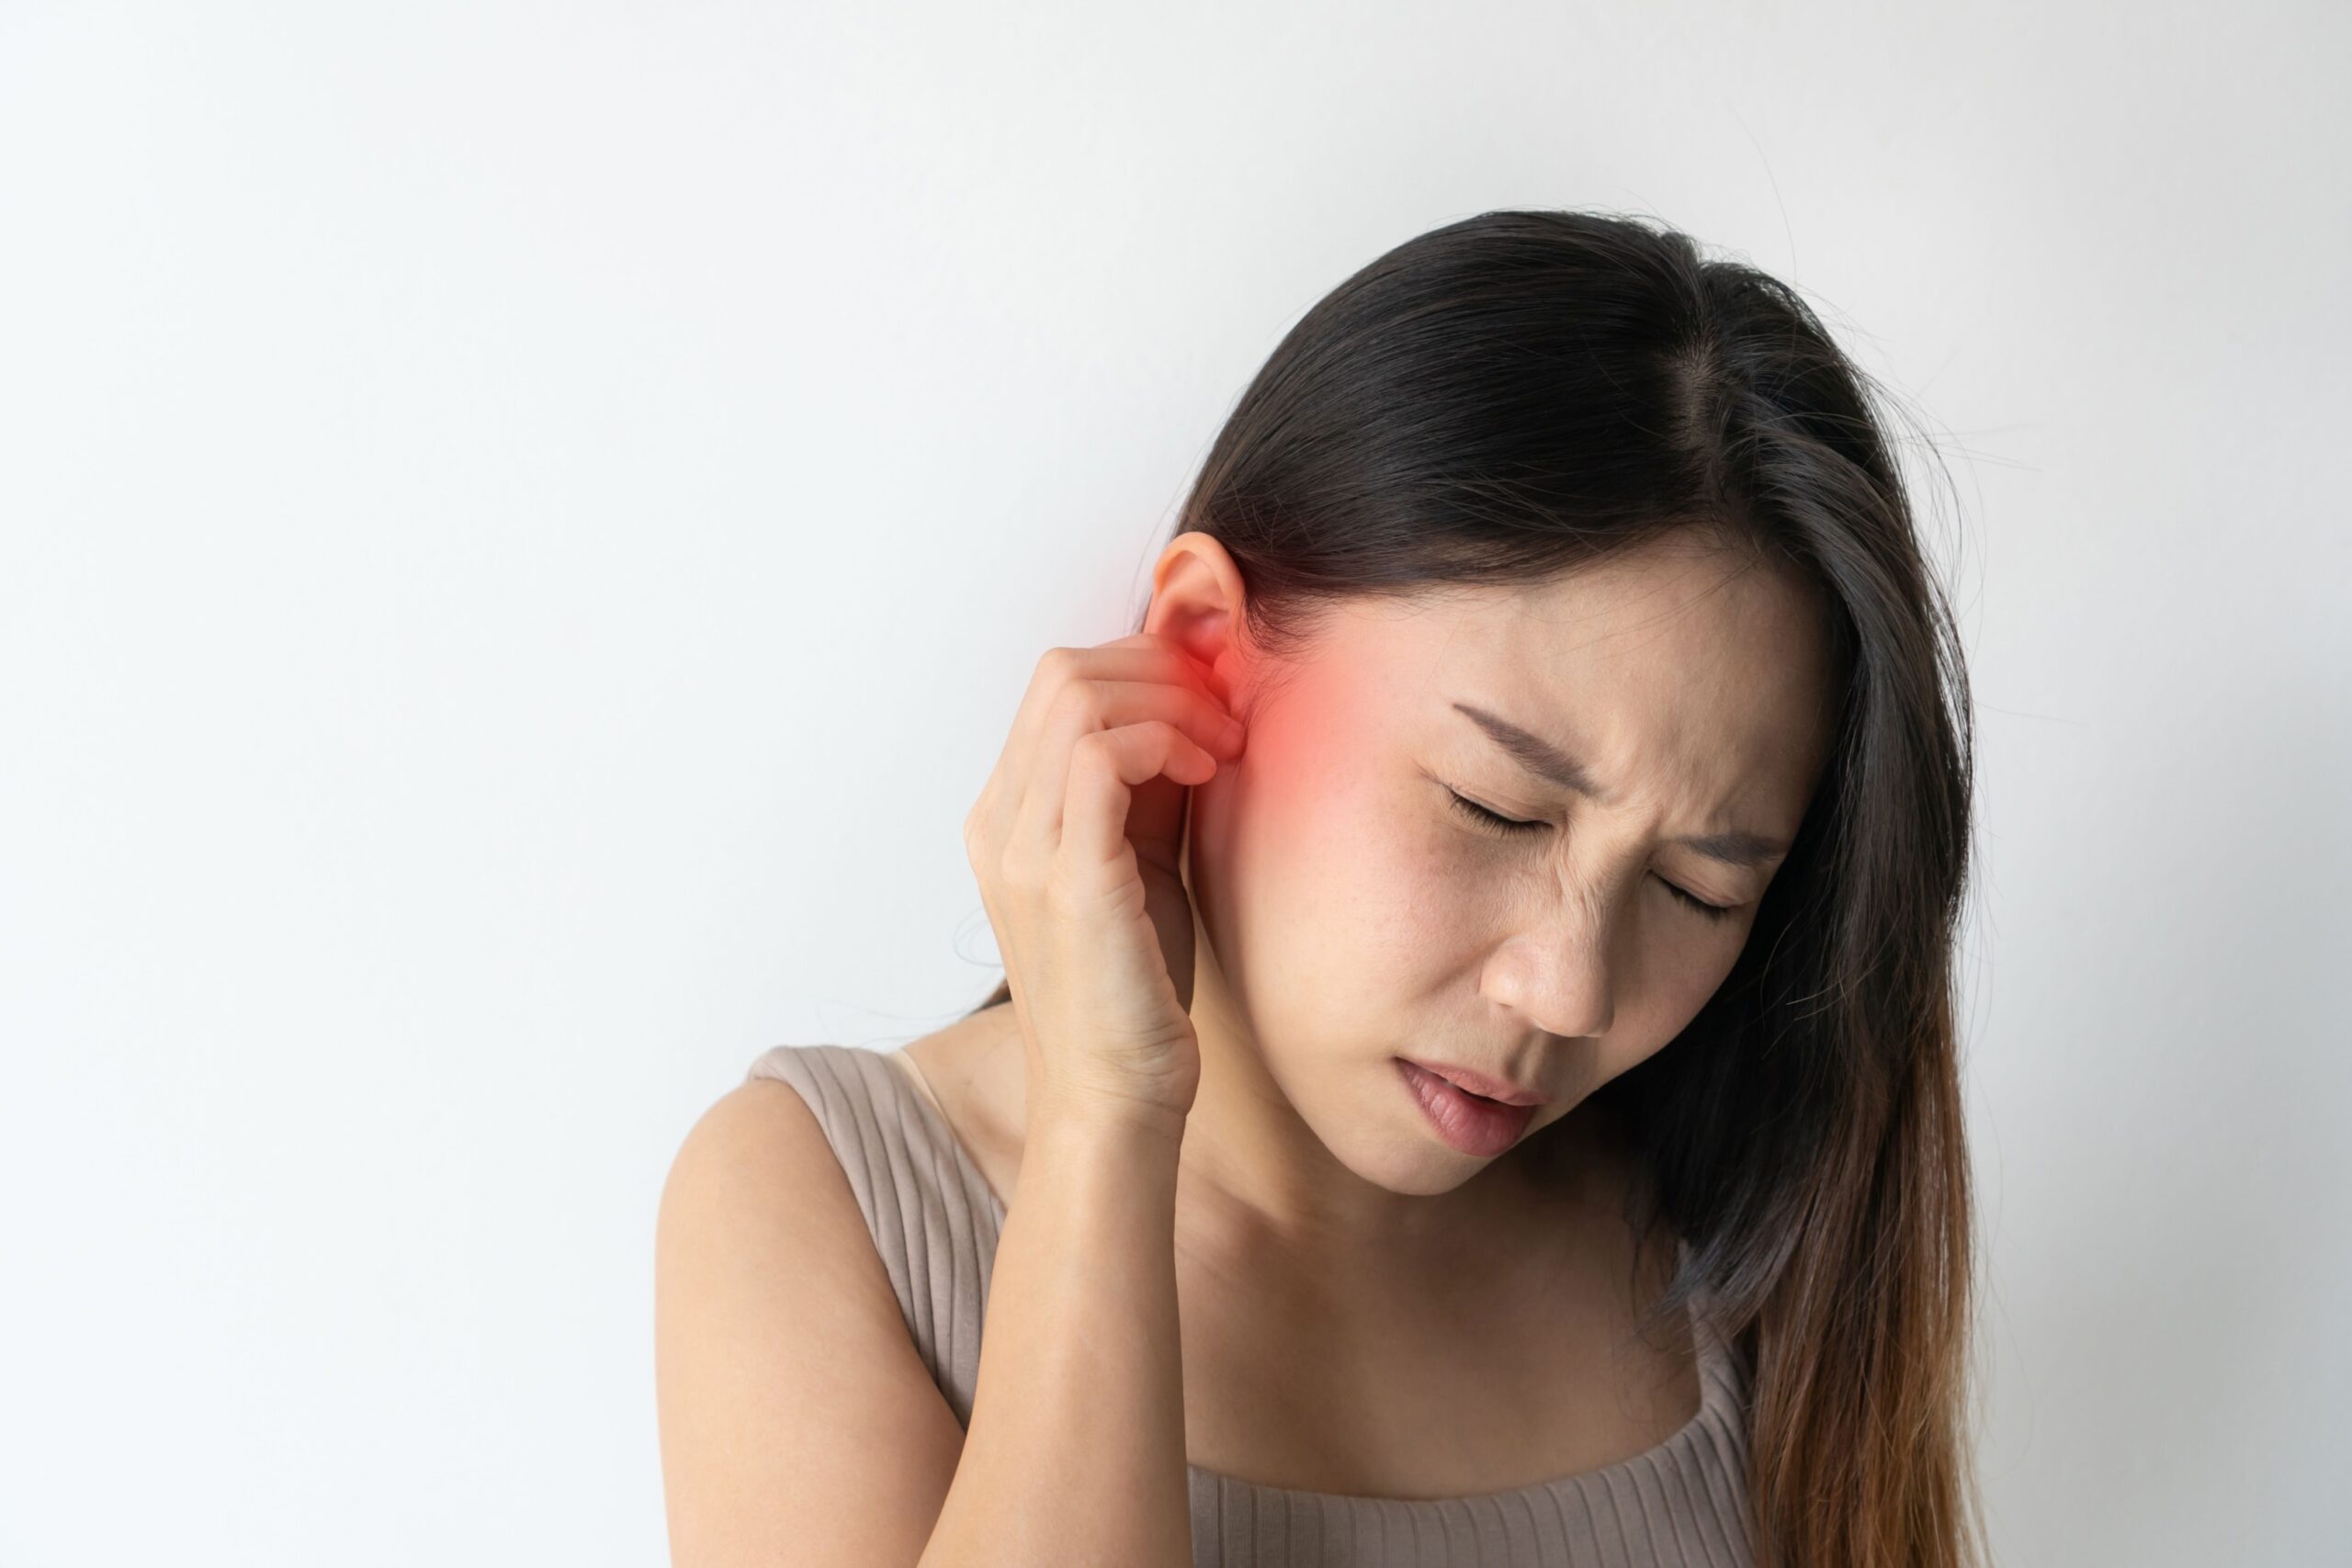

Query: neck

[1168,968,1635,1285]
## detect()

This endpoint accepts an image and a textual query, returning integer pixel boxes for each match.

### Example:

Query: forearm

[917,1100,1192,1568]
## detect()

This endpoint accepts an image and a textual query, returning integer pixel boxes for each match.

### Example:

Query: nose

[1480,892,1618,1041]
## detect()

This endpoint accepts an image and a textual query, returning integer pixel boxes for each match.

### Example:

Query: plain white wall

[4,2,2344,1562]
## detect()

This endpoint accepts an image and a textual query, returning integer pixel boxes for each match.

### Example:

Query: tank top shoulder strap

[741,1043,999,1426]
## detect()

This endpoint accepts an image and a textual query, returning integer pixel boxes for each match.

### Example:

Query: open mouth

[1395,1059,1536,1157]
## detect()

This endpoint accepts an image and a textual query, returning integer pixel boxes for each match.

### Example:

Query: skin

[904,523,1836,1492]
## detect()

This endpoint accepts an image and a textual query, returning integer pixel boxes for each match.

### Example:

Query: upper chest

[1167,1192,1702,1497]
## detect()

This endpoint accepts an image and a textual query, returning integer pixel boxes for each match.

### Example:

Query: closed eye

[1442,788,1741,922]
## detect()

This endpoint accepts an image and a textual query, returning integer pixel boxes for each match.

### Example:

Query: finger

[1012,678,1242,856]
[1057,721,1220,879]
[978,636,1231,863]
[1007,637,1228,759]
[1114,631,1232,708]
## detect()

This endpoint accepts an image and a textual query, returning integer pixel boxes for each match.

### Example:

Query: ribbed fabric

[746,1042,1757,1567]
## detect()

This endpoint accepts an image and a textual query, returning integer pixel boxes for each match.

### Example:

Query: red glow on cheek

[1197,650,1462,962]
[1214,649,1399,831]
[1187,649,1473,1058]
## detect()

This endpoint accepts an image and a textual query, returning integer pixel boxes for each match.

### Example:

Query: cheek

[1221,762,1457,986]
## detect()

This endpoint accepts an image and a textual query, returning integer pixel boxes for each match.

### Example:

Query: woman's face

[1174,528,1836,1197]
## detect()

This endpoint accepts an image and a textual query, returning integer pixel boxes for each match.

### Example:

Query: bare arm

[919,1095,1192,1568]
[661,627,1233,1564]
[654,1080,1193,1568]
[656,1080,967,1567]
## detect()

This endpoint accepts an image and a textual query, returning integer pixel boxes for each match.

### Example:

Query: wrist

[1028,1087,1191,1150]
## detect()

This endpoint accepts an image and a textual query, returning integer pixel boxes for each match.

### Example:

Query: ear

[1143,531,1250,710]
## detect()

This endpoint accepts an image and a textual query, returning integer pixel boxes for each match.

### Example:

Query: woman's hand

[962,631,1247,1130]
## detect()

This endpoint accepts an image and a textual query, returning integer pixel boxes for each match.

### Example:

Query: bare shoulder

[654,1074,965,1568]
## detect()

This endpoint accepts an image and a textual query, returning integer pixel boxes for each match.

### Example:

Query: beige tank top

[745,1041,1757,1567]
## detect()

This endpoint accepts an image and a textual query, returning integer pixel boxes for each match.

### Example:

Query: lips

[1402,1057,1548,1106]
[1396,1059,1539,1157]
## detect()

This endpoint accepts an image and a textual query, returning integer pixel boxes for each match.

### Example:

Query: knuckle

[978,832,1015,876]
[1046,677,1094,725]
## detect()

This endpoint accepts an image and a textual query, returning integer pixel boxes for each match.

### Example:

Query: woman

[656,209,1989,1568]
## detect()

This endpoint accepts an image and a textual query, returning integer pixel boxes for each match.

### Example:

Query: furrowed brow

[1450,700,1790,869]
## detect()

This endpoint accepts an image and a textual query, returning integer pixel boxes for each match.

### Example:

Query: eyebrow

[1450,701,1792,869]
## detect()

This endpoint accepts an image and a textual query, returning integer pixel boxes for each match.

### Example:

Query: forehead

[1306,536,1836,808]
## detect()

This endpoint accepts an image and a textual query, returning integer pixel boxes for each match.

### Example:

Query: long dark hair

[965,209,1986,1568]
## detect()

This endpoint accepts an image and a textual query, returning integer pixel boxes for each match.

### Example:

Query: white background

[4,3,2345,1563]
